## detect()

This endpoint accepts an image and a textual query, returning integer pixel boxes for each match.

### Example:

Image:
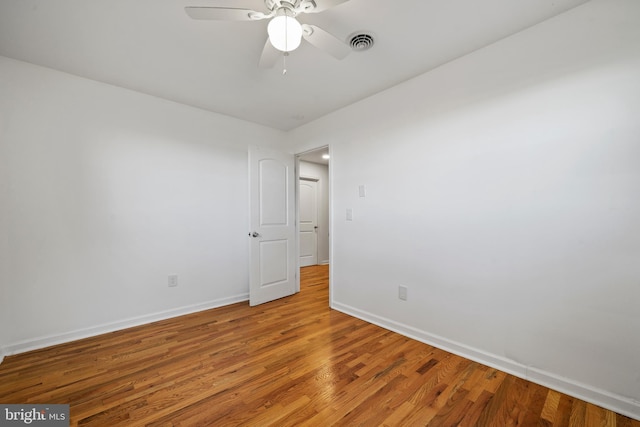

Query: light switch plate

[346,208,353,221]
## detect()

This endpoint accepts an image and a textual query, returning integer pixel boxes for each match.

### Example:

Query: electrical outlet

[168,275,178,287]
[398,285,408,301]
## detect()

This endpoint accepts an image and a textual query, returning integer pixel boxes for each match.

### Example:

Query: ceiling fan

[185,0,353,68]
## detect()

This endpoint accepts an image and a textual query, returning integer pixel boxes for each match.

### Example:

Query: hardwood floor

[0,265,637,426]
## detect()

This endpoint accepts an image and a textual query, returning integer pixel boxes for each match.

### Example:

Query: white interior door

[299,179,318,267]
[249,146,296,306]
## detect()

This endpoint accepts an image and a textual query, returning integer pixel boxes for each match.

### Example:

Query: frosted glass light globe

[268,15,303,52]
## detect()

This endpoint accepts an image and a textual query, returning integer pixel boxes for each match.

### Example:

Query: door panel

[259,239,289,286]
[259,159,288,226]
[299,179,318,267]
[249,146,296,306]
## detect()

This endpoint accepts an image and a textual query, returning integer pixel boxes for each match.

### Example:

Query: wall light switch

[358,185,366,198]
[346,208,353,221]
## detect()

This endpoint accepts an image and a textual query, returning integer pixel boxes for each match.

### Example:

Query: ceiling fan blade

[306,0,352,13]
[301,24,350,60]
[184,7,268,21]
[259,38,280,68]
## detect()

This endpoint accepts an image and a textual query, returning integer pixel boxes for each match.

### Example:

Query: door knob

[251,231,261,238]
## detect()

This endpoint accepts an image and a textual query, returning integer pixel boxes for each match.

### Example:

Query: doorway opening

[297,147,330,303]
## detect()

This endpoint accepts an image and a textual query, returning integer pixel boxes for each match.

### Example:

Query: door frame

[295,145,332,301]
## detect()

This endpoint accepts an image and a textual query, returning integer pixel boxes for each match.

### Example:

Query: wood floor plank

[541,389,562,424]
[458,390,495,427]
[520,383,551,426]
[0,265,638,426]
[555,394,575,426]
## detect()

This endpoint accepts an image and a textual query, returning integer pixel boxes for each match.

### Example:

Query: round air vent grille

[349,33,375,51]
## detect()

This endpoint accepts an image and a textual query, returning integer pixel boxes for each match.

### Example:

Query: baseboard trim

[4,293,249,357]
[331,301,640,422]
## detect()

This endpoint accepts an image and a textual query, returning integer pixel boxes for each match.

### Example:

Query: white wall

[299,161,330,264]
[291,0,640,419]
[0,56,287,355]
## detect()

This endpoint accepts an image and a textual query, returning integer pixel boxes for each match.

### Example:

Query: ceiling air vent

[348,32,375,52]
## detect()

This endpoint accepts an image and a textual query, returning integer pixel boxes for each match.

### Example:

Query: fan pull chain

[283,52,288,75]
[283,14,289,76]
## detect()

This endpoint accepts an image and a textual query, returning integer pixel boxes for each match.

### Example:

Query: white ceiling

[0,0,589,131]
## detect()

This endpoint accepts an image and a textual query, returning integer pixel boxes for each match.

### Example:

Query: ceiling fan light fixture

[268,15,303,52]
